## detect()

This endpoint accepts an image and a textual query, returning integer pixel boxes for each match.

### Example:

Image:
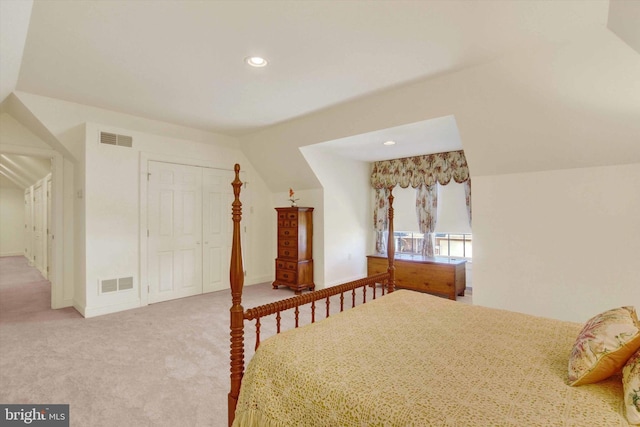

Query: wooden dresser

[273,207,315,294]
[367,253,466,300]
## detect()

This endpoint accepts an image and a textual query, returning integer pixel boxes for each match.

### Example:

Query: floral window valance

[370,150,470,189]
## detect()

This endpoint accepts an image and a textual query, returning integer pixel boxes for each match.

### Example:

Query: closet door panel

[24,189,32,262]
[33,182,45,275]
[148,161,203,303]
[45,175,52,279]
[202,168,234,293]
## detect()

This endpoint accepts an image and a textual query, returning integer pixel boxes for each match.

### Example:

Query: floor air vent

[100,132,133,148]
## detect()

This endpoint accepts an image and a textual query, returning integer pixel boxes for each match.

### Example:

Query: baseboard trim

[322,274,367,289]
[82,299,142,318]
[0,252,25,257]
[245,274,273,286]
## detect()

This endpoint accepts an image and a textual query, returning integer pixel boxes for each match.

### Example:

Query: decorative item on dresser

[273,207,315,294]
[288,188,299,207]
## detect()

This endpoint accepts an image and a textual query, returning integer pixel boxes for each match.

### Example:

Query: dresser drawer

[277,211,295,219]
[276,260,297,270]
[276,269,297,284]
[278,211,299,219]
[277,219,299,228]
[278,247,298,259]
[279,238,297,248]
[278,227,297,238]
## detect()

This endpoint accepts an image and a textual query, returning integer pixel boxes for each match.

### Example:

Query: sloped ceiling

[1,1,638,192]
[608,0,640,54]
[0,154,50,190]
[0,0,32,105]
[11,0,609,135]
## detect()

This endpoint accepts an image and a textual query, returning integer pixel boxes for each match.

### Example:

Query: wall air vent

[100,276,135,294]
[101,278,118,293]
[118,276,134,291]
[100,132,133,148]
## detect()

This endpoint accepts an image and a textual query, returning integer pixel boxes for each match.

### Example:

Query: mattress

[234,290,628,426]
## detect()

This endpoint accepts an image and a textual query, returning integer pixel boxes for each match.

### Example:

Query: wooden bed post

[387,186,395,293]
[228,164,244,427]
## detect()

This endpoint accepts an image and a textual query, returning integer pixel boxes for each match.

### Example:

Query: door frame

[45,173,52,279]
[139,152,239,307]
[0,143,64,309]
[32,178,45,275]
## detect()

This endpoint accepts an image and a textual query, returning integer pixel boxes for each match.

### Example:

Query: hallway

[0,256,81,324]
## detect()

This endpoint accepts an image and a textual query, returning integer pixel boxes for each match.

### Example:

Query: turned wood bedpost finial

[229,163,245,426]
[387,187,395,293]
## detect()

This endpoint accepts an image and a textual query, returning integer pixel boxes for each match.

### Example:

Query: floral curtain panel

[464,179,472,227]
[416,184,438,256]
[370,150,470,189]
[373,188,390,253]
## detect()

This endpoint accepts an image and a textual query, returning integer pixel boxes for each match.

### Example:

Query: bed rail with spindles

[228,164,396,427]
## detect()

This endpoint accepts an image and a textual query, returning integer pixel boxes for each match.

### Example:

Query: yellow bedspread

[234,290,628,426]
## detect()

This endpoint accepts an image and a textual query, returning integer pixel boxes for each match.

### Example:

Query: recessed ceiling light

[383,140,396,146]
[245,56,268,67]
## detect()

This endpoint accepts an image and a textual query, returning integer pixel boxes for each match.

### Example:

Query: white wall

[0,185,25,256]
[9,93,273,317]
[79,123,272,317]
[473,163,640,322]
[0,113,51,150]
[243,167,276,287]
[301,146,370,287]
[81,124,138,316]
[69,125,86,311]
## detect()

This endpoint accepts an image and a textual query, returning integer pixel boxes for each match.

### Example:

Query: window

[435,233,472,258]
[393,231,424,255]
[393,231,472,259]
[382,182,471,259]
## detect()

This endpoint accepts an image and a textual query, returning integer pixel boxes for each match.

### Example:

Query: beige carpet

[0,266,472,427]
[0,279,372,426]
[0,256,82,324]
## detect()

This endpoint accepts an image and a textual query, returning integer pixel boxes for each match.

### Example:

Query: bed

[227,164,631,426]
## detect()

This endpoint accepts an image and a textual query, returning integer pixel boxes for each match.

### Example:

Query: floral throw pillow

[624,349,640,425]
[568,306,640,386]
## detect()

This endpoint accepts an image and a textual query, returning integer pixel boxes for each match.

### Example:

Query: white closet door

[33,181,45,275]
[148,161,203,303]
[46,175,52,279]
[24,189,32,261]
[202,168,235,293]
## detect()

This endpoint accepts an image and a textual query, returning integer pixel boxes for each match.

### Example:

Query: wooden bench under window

[367,253,466,300]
